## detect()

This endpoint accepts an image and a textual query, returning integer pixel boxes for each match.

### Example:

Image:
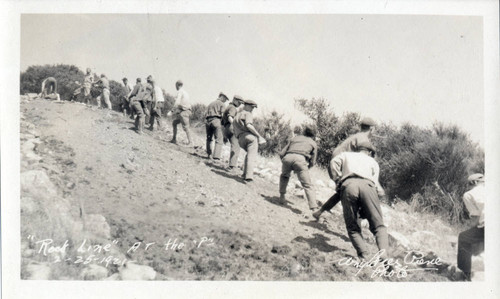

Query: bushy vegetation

[254,111,293,157]
[295,98,360,166]
[20,64,84,101]
[293,97,484,224]
[190,103,208,123]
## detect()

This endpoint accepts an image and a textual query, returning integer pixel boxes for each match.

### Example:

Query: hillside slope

[20,97,469,281]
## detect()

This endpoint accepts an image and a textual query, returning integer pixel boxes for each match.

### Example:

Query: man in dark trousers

[205,92,229,160]
[278,125,319,215]
[456,173,485,281]
[222,95,244,170]
[313,117,377,220]
[128,78,145,134]
[330,140,389,260]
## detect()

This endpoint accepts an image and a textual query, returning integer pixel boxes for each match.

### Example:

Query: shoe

[278,194,287,205]
[312,208,323,220]
[244,178,253,184]
[170,139,177,144]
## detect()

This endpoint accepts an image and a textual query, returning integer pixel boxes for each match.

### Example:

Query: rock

[26,263,51,280]
[289,262,302,276]
[104,273,121,280]
[271,176,280,185]
[119,262,156,280]
[315,180,326,187]
[294,181,303,189]
[328,181,336,189]
[410,231,440,251]
[471,271,484,281]
[21,170,58,198]
[84,214,111,239]
[81,264,109,280]
[21,196,37,214]
[271,245,291,255]
[388,231,411,250]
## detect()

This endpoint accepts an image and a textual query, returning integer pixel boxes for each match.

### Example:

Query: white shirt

[174,88,191,112]
[154,85,164,102]
[330,151,385,196]
[463,183,485,228]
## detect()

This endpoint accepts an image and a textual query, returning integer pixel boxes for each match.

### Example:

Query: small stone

[119,262,156,280]
[81,264,109,280]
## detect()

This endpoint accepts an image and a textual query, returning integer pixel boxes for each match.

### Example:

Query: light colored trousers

[238,132,258,180]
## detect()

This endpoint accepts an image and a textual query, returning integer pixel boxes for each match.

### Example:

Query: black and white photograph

[1,1,499,298]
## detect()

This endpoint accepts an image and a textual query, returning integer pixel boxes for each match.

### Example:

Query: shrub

[20,64,84,101]
[295,98,360,166]
[253,111,293,157]
[163,91,176,115]
[190,103,207,123]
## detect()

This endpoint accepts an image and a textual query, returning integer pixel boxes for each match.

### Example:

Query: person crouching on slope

[330,141,389,260]
[278,125,319,215]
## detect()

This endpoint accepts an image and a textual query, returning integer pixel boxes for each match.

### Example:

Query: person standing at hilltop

[82,68,95,105]
[278,125,319,215]
[150,80,165,131]
[222,95,244,170]
[121,77,133,117]
[96,74,112,110]
[128,78,146,134]
[39,77,60,101]
[206,92,229,160]
[456,173,485,281]
[313,117,377,220]
[170,80,193,145]
[330,140,389,260]
[233,99,266,183]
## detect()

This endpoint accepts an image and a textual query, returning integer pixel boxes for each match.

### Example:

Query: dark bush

[253,111,293,157]
[20,64,84,101]
[190,103,208,123]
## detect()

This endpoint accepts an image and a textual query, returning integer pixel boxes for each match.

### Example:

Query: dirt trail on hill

[20,99,450,281]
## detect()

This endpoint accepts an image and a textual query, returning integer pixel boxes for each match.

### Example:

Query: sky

[21,14,484,145]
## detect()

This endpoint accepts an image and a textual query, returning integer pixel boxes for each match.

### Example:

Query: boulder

[119,262,156,280]
[328,181,336,189]
[81,264,109,280]
[21,170,58,199]
[388,231,411,250]
[84,214,111,239]
[26,263,51,280]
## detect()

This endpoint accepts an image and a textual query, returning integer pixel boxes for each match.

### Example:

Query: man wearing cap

[170,80,193,145]
[96,74,112,109]
[330,141,389,260]
[222,95,244,170]
[313,117,377,220]
[278,125,319,214]
[128,78,146,134]
[233,99,266,182]
[205,93,229,159]
[456,173,485,281]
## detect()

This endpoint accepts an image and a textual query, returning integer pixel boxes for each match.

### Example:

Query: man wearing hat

[278,125,319,214]
[313,116,377,220]
[170,80,193,145]
[456,173,485,281]
[128,78,146,134]
[233,99,266,182]
[330,141,389,260]
[222,95,244,169]
[205,92,229,160]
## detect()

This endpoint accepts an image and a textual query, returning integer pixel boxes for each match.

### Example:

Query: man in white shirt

[457,173,485,281]
[170,80,193,145]
[329,140,389,260]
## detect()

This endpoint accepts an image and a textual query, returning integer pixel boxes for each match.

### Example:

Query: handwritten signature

[335,250,442,278]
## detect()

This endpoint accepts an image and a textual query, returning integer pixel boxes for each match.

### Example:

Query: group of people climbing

[37,69,484,281]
